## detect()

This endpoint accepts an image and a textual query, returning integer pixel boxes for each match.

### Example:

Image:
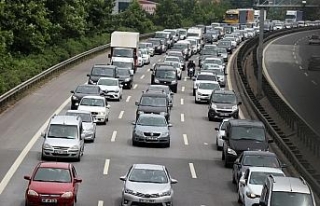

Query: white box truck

[108,31,140,73]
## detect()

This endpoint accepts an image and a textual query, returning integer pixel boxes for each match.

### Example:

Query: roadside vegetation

[0,0,230,95]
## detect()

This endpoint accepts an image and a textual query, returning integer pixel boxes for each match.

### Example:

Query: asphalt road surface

[264,29,320,135]
[0,44,246,206]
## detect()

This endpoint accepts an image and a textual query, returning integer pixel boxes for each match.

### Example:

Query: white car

[137,51,144,67]
[214,119,230,150]
[78,96,110,124]
[238,167,285,206]
[139,42,154,56]
[97,77,123,101]
[140,48,150,65]
[195,80,220,103]
[202,64,225,87]
[164,56,183,71]
[202,57,225,70]
[164,61,182,80]
[223,37,237,48]
[192,73,218,96]
[186,38,198,54]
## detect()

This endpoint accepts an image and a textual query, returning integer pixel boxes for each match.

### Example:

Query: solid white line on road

[103,159,110,175]
[111,131,117,142]
[312,80,317,85]
[126,96,131,102]
[181,98,184,105]
[118,111,124,119]
[181,113,185,122]
[183,134,189,145]
[305,72,308,77]
[133,84,138,89]
[140,75,145,79]
[0,97,71,195]
[181,86,185,92]
[98,200,104,206]
[299,66,303,70]
[189,163,197,179]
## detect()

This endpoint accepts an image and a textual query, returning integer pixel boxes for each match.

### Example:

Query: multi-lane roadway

[0,46,250,206]
[264,29,320,135]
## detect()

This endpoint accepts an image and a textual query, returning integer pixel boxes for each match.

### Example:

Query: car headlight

[43,143,53,150]
[246,191,257,199]
[124,189,135,195]
[227,148,237,156]
[197,91,202,95]
[72,96,78,100]
[232,105,238,110]
[211,103,217,109]
[124,78,131,82]
[70,145,79,150]
[27,190,39,196]
[160,112,167,116]
[154,79,160,83]
[134,129,144,136]
[160,190,171,197]
[99,111,106,115]
[171,80,177,84]
[162,131,169,136]
[61,191,74,198]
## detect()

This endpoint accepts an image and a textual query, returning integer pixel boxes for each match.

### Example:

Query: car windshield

[165,57,179,62]
[155,32,167,38]
[218,41,231,47]
[112,61,133,69]
[205,59,222,65]
[212,93,236,104]
[80,98,105,107]
[249,172,284,185]
[155,70,176,80]
[187,40,196,45]
[201,49,217,55]
[179,30,187,35]
[48,125,78,139]
[231,126,266,141]
[271,192,314,206]
[91,67,114,76]
[129,169,168,183]
[137,116,167,127]
[216,47,227,53]
[140,97,167,107]
[172,44,187,50]
[204,64,221,70]
[66,112,92,122]
[140,49,148,55]
[243,155,280,168]
[113,48,133,58]
[75,86,99,94]
[116,69,130,76]
[98,79,118,86]
[197,75,216,81]
[33,168,71,183]
[148,40,160,46]
[198,83,220,90]
[139,43,147,48]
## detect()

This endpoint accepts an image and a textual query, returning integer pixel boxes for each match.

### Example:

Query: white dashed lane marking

[181,113,185,122]
[126,96,131,102]
[183,134,189,145]
[103,159,110,175]
[189,163,197,179]
[181,98,184,105]
[181,86,185,92]
[98,200,104,206]
[133,84,138,89]
[305,72,308,77]
[118,111,124,119]
[299,66,303,70]
[111,131,117,142]
[312,80,317,85]
[140,75,145,79]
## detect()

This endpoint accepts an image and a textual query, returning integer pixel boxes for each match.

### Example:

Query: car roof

[98,77,118,81]
[93,64,116,69]
[228,119,264,127]
[198,72,216,76]
[77,84,99,89]
[38,162,71,169]
[66,110,91,115]
[248,166,284,174]
[270,176,311,194]
[133,164,165,171]
[82,95,105,100]
[213,90,235,95]
[50,115,81,125]
[198,80,219,84]
[242,150,277,157]
[142,92,167,97]
[138,113,167,119]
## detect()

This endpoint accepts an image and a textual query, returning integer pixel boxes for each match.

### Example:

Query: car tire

[224,157,230,168]
[237,192,242,203]
[76,154,81,162]
[195,97,199,104]
[193,89,195,96]
[232,171,236,184]
[132,139,138,146]
[41,153,46,161]
[172,85,177,93]
[165,141,170,148]
[208,114,214,122]
[222,151,225,160]
[216,139,222,151]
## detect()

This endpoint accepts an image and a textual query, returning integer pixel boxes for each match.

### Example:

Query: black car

[116,67,133,89]
[70,85,102,109]
[150,62,174,83]
[152,66,178,93]
[135,92,170,122]
[87,64,117,85]
[217,40,233,54]
[146,85,174,108]
[232,151,287,186]
[208,90,242,121]
[147,38,165,54]
[222,119,273,167]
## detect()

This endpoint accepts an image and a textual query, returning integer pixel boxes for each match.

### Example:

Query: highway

[264,29,320,135]
[0,47,246,206]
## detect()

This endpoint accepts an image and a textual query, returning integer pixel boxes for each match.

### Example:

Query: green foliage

[153,0,183,28]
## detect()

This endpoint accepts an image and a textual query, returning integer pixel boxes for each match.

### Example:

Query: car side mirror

[131,121,136,125]
[24,175,31,181]
[70,90,75,94]
[239,178,246,185]
[80,133,85,140]
[87,74,90,77]
[106,104,111,109]
[41,132,46,138]
[168,123,173,127]
[74,178,82,183]
[171,179,178,184]
[108,53,111,58]
[192,77,196,81]
[281,163,288,168]
[120,176,126,181]
[238,101,242,105]
[268,139,274,143]
[215,127,219,131]
[135,101,139,106]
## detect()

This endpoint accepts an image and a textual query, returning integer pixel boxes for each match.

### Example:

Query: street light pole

[302,0,306,26]
[257,8,265,99]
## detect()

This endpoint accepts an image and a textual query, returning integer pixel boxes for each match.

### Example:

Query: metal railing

[236,26,320,197]
[0,33,154,111]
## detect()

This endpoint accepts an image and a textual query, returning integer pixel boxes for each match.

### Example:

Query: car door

[72,165,80,195]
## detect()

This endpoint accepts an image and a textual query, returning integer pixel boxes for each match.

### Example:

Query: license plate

[147,137,157,140]
[54,150,67,154]
[42,198,57,203]
[139,199,155,203]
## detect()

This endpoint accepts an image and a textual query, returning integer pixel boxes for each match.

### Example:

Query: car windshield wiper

[237,137,264,142]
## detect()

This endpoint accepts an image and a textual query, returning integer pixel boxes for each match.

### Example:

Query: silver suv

[41,115,85,161]
[252,176,316,206]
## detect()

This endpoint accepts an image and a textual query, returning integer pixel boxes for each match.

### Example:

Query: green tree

[0,0,52,54]
[153,0,182,28]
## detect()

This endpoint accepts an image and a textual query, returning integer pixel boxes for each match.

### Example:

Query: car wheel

[172,86,177,93]
[224,157,229,168]
[222,151,225,160]
[166,141,170,148]
[41,153,46,161]
[76,153,81,162]
[195,97,198,104]
[132,139,138,146]
[208,114,214,122]
[232,171,236,184]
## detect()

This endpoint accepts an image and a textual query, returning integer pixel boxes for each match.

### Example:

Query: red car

[24,162,82,206]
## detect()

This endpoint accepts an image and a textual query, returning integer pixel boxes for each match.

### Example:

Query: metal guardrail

[0,33,154,111]
[236,26,320,197]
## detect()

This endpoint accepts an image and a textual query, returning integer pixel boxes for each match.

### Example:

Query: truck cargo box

[110,31,139,48]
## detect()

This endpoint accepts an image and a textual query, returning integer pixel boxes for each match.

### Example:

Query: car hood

[138,106,167,114]
[214,103,235,110]
[229,139,268,152]
[197,88,215,95]
[77,105,105,113]
[154,78,176,82]
[248,184,263,196]
[135,125,168,134]
[29,181,74,194]
[99,85,119,92]
[126,181,171,194]
[117,75,130,81]
[44,138,79,147]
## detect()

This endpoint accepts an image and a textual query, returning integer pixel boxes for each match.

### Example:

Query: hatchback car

[78,96,110,124]
[195,81,220,103]
[116,67,133,89]
[120,164,177,206]
[192,73,218,96]
[70,85,102,110]
[97,77,123,101]
[146,85,174,108]
[132,114,172,147]
[65,110,96,142]
[24,162,82,206]
[87,64,117,85]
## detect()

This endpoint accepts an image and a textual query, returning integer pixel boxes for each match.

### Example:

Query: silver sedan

[120,164,177,206]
